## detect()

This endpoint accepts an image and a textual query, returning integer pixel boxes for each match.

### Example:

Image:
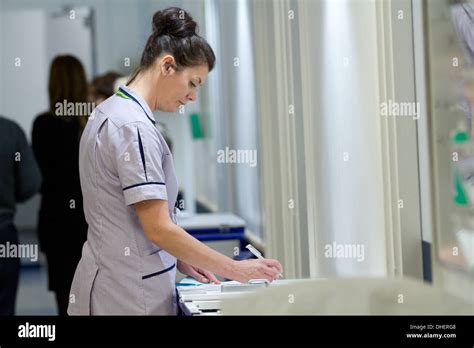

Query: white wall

[0,9,48,229]
[0,9,48,143]
[45,7,94,80]
[0,0,154,138]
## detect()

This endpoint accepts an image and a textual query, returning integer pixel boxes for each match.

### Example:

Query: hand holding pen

[246,244,284,279]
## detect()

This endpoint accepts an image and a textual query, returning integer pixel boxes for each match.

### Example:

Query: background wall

[200,0,263,237]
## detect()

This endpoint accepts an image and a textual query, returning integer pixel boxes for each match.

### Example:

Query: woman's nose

[187,90,197,102]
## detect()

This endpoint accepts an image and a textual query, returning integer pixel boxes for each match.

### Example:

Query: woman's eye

[190,82,197,88]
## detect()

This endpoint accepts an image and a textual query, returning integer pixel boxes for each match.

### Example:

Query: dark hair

[49,55,88,109]
[91,71,122,100]
[48,55,89,128]
[127,7,216,85]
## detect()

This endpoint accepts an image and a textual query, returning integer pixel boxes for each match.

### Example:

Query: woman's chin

[159,105,178,113]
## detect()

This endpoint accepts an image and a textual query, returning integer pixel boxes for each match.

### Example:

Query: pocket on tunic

[142,262,176,279]
[141,252,177,315]
[67,248,99,315]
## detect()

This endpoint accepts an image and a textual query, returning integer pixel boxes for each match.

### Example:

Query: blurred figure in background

[89,71,121,106]
[32,55,89,315]
[0,116,41,315]
[451,0,474,136]
[155,122,186,212]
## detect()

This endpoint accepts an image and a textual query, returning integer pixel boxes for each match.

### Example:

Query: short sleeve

[109,121,168,205]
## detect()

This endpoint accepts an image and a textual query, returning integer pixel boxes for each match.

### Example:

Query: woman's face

[156,59,209,112]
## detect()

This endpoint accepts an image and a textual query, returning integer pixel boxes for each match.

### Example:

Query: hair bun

[152,7,197,38]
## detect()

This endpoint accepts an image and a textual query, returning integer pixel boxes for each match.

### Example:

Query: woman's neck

[127,70,158,111]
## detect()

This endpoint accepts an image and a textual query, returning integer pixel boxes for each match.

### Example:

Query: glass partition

[426,0,474,274]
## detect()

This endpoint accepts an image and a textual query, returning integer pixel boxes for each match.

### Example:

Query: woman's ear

[161,55,176,76]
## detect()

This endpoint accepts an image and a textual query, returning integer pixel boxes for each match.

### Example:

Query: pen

[245,244,284,278]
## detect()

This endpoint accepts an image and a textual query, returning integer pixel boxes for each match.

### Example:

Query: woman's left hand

[177,260,221,284]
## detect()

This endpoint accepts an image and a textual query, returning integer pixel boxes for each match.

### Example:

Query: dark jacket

[32,112,88,291]
[0,116,41,234]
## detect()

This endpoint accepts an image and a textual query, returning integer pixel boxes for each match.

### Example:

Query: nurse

[68,7,283,315]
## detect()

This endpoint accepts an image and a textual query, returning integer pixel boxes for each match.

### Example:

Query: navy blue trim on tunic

[123,182,165,191]
[118,87,156,125]
[142,263,176,280]
[137,128,148,182]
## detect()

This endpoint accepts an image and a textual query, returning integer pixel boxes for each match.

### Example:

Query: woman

[68,7,282,315]
[32,55,89,315]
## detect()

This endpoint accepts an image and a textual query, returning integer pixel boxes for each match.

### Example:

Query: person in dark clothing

[0,116,41,315]
[32,55,89,315]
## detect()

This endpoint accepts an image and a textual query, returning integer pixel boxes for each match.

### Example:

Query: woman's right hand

[230,259,283,283]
